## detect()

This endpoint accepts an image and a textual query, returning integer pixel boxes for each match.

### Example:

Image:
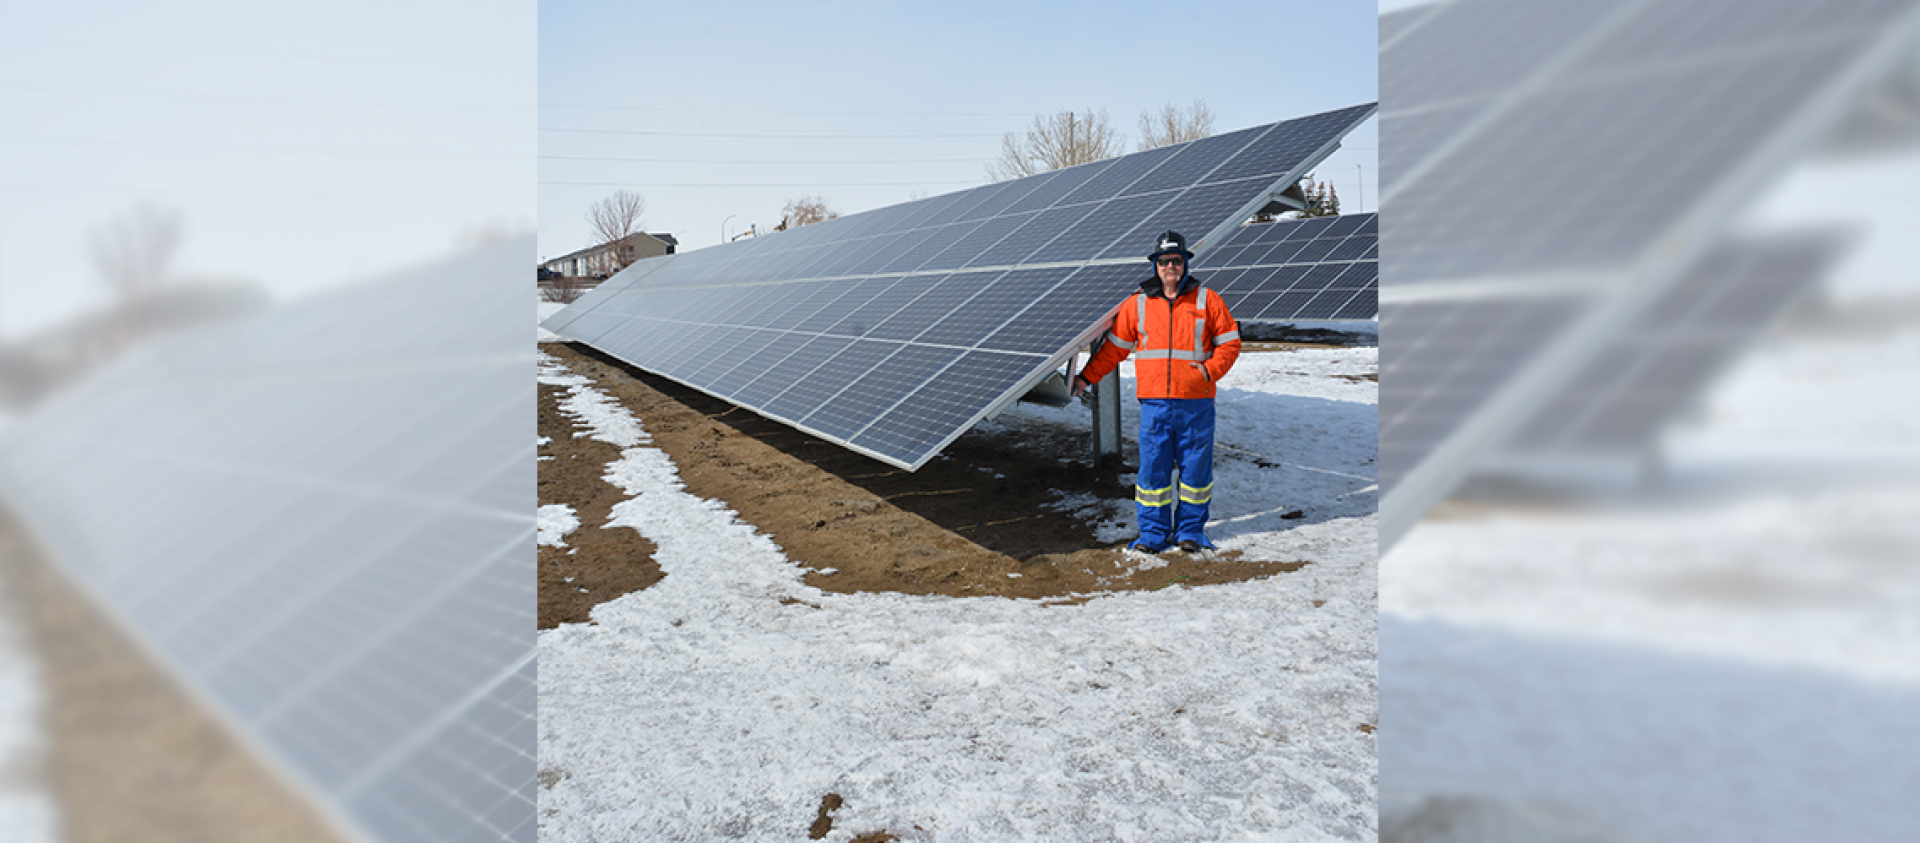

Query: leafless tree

[1137,99,1216,151]
[778,195,839,230]
[586,190,647,270]
[88,204,184,296]
[986,108,1121,182]
[542,274,590,304]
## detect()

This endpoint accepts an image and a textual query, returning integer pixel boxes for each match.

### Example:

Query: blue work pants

[1134,398,1216,548]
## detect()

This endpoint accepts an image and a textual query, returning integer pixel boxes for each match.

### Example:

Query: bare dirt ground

[0,509,345,843]
[538,341,1316,629]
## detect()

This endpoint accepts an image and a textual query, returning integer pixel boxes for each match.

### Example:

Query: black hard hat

[1148,230,1194,261]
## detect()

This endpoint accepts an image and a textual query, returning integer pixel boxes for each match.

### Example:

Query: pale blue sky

[539,1,1379,258]
[0,0,534,337]
[0,1,1377,337]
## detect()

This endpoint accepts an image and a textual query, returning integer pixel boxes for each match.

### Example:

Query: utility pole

[1356,164,1365,213]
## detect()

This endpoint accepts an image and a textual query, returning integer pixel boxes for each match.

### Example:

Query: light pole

[722,214,738,245]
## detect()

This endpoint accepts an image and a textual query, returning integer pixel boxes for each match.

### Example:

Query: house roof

[542,231,673,265]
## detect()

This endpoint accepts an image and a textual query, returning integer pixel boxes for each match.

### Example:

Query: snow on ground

[538,505,579,548]
[988,348,1378,569]
[538,300,567,342]
[537,346,1379,842]
[1380,164,1920,841]
[1384,333,1920,685]
[0,573,56,842]
[1380,331,1920,841]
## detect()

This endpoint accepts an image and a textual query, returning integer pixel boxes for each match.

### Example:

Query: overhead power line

[540,154,988,165]
[539,103,1033,118]
[540,179,979,189]
[541,127,1004,140]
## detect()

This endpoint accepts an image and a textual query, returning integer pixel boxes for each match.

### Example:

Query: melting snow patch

[538,504,580,548]
[537,349,1379,842]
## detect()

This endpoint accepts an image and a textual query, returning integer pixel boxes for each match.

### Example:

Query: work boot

[1128,537,1170,553]
[1178,539,1200,553]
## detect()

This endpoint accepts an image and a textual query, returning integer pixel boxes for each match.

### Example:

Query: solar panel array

[1376,0,1920,548]
[1501,231,1842,456]
[545,103,1376,471]
[1198,212,1378,322]
[0,238,537,843]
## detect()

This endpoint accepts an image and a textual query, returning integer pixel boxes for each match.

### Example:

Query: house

[539,232,677,281]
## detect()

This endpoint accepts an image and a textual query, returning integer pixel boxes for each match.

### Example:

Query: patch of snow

[539,350,649,447]
[538,504,580,548]
[0,574,57,842]
[1045,491,1133,545]
[538,300,568,342]
[538,348,1379,842]
[1380,214,1920,842]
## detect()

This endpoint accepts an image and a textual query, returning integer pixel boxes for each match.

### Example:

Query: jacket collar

[1141,272,1198,299]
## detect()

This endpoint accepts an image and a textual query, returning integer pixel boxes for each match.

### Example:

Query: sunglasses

[1154,256,1186,267]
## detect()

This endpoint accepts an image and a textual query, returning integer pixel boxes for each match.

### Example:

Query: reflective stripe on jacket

[1080,274,1242,399]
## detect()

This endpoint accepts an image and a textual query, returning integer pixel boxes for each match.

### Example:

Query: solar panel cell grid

[919,212,1033,272]
[883,221,985,274]
[1099,181,1267,259]
[801,344,961,442]
[1056,143,1182,207]
[757,336,860,421]
[545,105,1375,469]
[766,339,901,423]
[1119,124,1263,196]
[1333,287,1378,321]
[1194,212,1379,322]
[1378,295,1592,491]
[740,335,859,408]
[983,265,1137,354]
[732,282,809,327]
[686,328,780,384]
[908,271,1039,348]
[956,177,1042,222]
[865,274,971,341]
[823,277,926,338]
[1001,160,1111,214]
[1030,194,1173,265]
[1502,235,1839,455]
[1326,237,1371,261]
[1375,0,1920,551]
[965,205,1083,267]
[848,349,1045,458]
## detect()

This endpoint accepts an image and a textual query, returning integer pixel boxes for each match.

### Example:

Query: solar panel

[545,104,1377,471]
[0,238,536,843]
[1498,231,1844,457]
[1376,0,1920,548]
[1198,213,1378,322]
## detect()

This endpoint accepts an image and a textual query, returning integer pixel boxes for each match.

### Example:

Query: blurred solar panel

[1200,212,1378,322]
[1498,231,1844,457]
[1377,0,1920,547]
[0,238,536,843]
[546,104,1377,471]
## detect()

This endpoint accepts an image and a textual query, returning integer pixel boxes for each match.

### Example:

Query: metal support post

[1091,368,1123,467]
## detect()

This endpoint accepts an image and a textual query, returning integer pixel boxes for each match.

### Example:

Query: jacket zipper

[1164,290,1175,397]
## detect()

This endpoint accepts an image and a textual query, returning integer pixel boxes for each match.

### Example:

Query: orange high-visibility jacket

[1080,276,1242,399]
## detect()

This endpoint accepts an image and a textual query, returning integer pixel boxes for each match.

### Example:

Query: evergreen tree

[1251,174,1342,223]
[1300,175,1341,218]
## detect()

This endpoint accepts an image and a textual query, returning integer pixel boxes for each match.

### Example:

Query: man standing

[1071,231,1242,553]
